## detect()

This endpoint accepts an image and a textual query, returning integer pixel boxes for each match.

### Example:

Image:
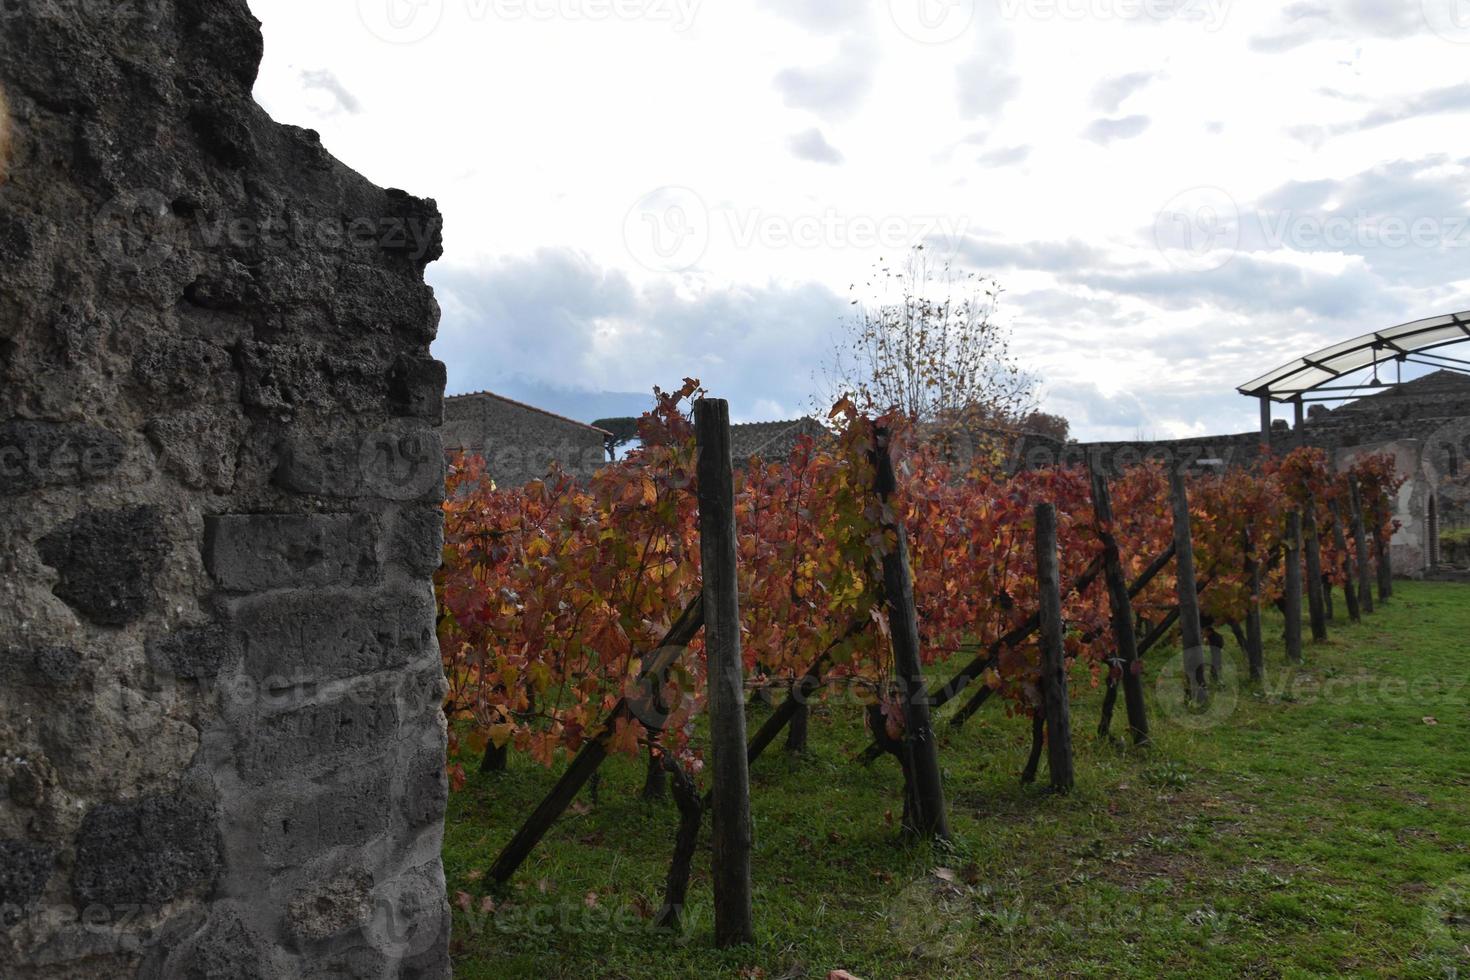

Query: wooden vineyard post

[694,398,754,948]
[1303,502,1328,643]
[1242,526,1265,682]
[1283,511,1304,664]
[873,425,950,841]
[1329,498,1361,623]
[1349,479,1375,615]
[1372,491,1394,602]
[1169,468,1207,705]
[1034,503,1075,794]
[1087,465,1149,744]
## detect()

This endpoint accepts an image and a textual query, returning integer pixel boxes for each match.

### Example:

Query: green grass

[444,581,1470,978]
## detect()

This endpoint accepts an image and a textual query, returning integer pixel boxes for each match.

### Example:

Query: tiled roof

[447,390,614,437]
[729,418,828,460]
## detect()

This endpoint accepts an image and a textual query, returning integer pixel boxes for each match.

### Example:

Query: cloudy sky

[247,0,1470,439]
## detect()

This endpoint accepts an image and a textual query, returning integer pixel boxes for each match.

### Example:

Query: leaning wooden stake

[1242,526,1265,681]
[1169,469,1207,705]
[654,757,704,931]
[1328,498,1361,623]
[1088,466,1149,745]
[873,425,949,841]
[1303,502,1328,643]
[485,597,705,885]
[1283,511,1304,664]
[1034,503,1075,794]
[695,398,754,948]
[1349,479,1375,615]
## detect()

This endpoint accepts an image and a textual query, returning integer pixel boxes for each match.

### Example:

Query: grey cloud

[1244,155,1470,288]
[788,127,845,165]
[956,30,1020,120]
[960,237,1113,273]
[1092,71,1159,113]
[773,37,877,120]
[1251,1,1429,52]
[1083,115,1151,145]
[1290,87,1470,145]
[976,144,1031,167]
[1072,255,1392,320]
[299,69,361,115]
[429,248,847,419]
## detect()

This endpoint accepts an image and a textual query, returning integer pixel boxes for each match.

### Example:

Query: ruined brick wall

[1,3,451,976]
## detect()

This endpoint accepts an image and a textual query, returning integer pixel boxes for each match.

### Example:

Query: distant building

[729,418,829,465]
[442,391,611,488]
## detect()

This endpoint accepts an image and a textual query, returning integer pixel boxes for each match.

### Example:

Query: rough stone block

[238,341,387,416]
[0,420,124,495]
[139,909,275,980]
[401,741,448,832]
[275,424,444,502]
[145,408,247,493]
[72,792,220,907]
[236,697,400,785]
[388,355,446,423]
[131,337,238,405]
[0,839,55,909]
[390,506,444,577]
[36,505,169,626]
[258,772,390,870]
[204,514,381,592]
[225,585,433,687]
[1,646,83,687]
[146,623,239,680]
[285,869,373,945]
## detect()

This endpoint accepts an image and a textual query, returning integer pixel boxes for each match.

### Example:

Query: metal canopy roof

[1238,311,1470,403]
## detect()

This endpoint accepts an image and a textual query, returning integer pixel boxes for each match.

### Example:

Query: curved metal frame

[1238,311,1470,445]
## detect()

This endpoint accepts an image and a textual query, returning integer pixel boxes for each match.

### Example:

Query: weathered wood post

[873,425,950,840]
[1242,526,1265,682]
[1087,466,1149,744]
[1372,492,1394,602]
[1169,468,1207,704]
[695,398,754,947]
[1349,479,1375,615]
[1035,503,1075,794]
[1284,511,1304,664]
[1329,498,1361,623]
[1303,503,1328,642]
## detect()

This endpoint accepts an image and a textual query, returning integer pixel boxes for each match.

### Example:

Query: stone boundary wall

[1,3,451,977]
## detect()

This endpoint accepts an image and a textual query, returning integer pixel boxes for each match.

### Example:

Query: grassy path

[444,581,1470,978]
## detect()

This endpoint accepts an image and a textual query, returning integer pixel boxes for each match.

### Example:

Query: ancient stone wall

[1,3,450,976]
